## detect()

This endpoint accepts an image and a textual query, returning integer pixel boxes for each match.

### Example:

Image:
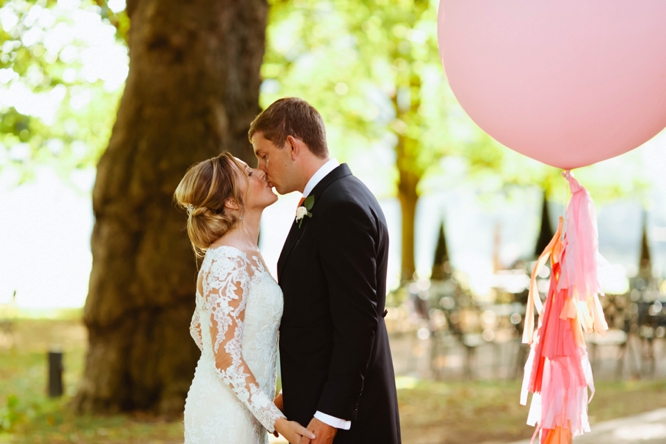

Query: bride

[174,152,315,444]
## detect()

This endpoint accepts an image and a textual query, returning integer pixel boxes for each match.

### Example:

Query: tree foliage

[1,0,652,284]
[264,0,471,278]
[0,0,127,184]
[264,0,464,185]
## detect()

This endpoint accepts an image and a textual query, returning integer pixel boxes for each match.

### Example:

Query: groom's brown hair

[248,97,328,158]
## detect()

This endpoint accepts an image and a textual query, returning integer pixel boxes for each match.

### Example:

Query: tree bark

[392,72,423,283]
[75,0,268,416]
[397,163,419,282]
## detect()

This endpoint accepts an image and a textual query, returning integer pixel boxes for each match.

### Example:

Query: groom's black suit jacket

[277,164,401,444]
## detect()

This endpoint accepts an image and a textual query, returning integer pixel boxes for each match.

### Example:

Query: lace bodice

[184,245,285,443]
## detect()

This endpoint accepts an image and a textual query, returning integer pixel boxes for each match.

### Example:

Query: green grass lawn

[1,316,665,444]
[0,316,182,443]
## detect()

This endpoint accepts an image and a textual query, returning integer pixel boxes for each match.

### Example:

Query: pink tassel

[521,172,608,443]
[558,171,604,301]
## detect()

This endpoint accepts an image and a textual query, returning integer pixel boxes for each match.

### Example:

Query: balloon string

[561,169,571,239]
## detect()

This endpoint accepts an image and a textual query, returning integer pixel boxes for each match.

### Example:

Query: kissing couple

[176,98,401,444]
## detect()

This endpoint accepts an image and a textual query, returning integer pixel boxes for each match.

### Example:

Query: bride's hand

[274,417,315,444]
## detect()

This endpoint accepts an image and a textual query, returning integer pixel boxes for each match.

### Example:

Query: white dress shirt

[286,158,351,430]
[302,158,340,198]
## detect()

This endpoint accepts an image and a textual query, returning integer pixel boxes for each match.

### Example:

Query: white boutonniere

[295,195,315,228]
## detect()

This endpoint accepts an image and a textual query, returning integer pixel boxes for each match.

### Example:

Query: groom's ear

[285,135,313,161]
[286,135,298,160]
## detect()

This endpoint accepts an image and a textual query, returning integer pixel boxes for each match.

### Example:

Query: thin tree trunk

[392,69,423,283]
[75,0,268,416]
[397,163,419,281]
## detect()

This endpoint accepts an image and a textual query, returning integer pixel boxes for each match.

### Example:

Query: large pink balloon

[438,0,666,170]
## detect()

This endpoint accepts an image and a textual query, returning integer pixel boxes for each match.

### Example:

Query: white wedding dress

[184,245,285,443]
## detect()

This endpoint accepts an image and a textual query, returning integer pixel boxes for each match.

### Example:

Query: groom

[250,98,401,444]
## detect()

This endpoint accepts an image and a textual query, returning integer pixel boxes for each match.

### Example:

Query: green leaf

[304,195,315,210]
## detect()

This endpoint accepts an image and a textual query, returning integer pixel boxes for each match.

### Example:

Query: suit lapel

[278,222,301,279]
[277,164,353,280]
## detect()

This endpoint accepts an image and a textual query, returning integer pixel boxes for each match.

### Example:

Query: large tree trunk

[75,0,268,416]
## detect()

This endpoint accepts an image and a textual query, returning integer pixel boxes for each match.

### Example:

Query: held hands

[274,417,316,444]
[298,417,337,444]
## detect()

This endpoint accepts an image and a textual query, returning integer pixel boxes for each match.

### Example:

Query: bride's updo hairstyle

[174,152,246,256]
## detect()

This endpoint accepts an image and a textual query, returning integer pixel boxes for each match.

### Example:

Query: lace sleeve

[204,252,285,432]
[189,303,203,352]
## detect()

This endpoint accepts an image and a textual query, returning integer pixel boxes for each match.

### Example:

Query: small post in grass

[48,345,64,398]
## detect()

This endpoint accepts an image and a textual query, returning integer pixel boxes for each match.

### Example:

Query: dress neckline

[207,244,259,256]
[205,244,270,276]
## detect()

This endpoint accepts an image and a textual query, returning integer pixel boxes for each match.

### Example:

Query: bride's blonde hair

[174,152,246,257]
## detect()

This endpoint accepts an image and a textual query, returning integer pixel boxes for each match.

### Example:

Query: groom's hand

[299,417,337,444]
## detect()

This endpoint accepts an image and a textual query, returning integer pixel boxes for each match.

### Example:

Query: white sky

[0,168,94,308]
